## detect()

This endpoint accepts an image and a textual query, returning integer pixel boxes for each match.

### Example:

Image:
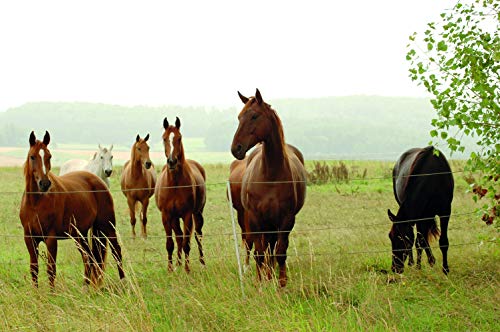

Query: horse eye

[101,156,104,159]
[111,156,113,159]
[30,156,35,161]
[251,114,258,120]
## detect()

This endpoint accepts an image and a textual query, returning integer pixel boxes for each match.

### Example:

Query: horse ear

[92,152,97,160]
[255,88,263,105]
[98,144,102,150]
[29,131,36,146]
[238,91,249,104]
[163,117,169,129]
[136,134,140,142]
[388,209,397,222]
[175,117,181,129]
[109,144,113,151]
[144,133,150,142]
[43,131,50,146]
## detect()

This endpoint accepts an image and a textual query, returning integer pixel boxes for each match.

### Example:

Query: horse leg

[276,216,295,287]
[140,198,149,239]
[238,209,250,269]
[415,230,424,269]
[181,213,194,273]
[126,196,137,238]
[171,218,184,268]
[75,232,92,285]
[439,212,450,275]
[264,231,278,281]
[162,212,175,272]
[24,235,40,287]
[45,235,58,288]
[194,212,205,266]
[103,222,125,279]
[253,232,266,283]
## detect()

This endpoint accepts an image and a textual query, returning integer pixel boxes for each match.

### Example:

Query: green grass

[0,160,498,331]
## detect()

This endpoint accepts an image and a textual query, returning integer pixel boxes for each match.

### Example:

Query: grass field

[0,160,498,331]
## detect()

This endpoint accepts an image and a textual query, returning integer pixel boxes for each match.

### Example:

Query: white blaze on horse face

[40,149,47,175]
[169,132,175,158]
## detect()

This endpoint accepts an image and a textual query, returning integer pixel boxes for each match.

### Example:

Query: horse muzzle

[231,143,246,160]
[105,169,113,177]
[144,161,152,169]
[39,179,52,192]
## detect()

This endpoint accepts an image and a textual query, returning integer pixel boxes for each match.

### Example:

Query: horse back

[394,147,454,214]
[59,159,88,176]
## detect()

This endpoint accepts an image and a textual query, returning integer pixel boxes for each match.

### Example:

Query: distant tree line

[0,96,477,159]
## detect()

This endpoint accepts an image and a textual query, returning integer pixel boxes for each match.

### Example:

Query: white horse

[60,145,114,188]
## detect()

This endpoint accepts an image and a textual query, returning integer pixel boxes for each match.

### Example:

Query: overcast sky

[0,0,457,111]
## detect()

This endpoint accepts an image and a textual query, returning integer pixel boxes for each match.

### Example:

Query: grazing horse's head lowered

[27,131,52,192]
[133,134,153,169]
[388,210,415,274]
[231,89,282,160]
[162,117,184,171]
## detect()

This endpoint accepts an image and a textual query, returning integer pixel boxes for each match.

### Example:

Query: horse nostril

[105,170,112,176]
[236,144,242,153]
[145,161,152,169]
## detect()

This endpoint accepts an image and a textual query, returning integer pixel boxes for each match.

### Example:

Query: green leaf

[437,41,448,51]
[430,130,438,137]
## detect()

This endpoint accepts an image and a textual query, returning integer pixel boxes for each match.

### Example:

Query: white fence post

[226,181,245,299]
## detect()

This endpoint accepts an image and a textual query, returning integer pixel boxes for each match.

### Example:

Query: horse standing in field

[388,146,454,274]
[120,134,156,239]
[228,143,305,272]
[231,89,307,287]
[60,144,114,188]
[19,131,124,287]
[155,117,206,272]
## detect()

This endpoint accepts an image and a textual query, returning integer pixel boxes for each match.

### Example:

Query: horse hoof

[199,257,206,265]
[428,257,436,267]
[442,266,449,275]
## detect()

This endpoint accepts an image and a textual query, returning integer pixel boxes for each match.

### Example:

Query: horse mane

[249,98,288,159]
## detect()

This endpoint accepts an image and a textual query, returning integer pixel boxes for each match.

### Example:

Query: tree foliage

[407,0,499,225]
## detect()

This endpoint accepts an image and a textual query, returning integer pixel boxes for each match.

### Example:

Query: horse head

[231,89,279,160]
[162,117,184,172]
[98,144,114,177]
[388,209,414,274]
[26,131,52,192]
[134,134,153,169]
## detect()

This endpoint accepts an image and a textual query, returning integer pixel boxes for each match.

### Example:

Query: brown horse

[228,143,304,272]
[155,117,206,272]
[19,131,125,287]
[120,134,156,238]
[231,89,307,287]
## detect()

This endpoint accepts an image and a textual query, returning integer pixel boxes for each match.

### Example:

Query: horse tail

[427,217,441,243]
[90,226,108,286]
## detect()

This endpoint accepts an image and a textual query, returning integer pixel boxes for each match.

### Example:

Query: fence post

[226,181,245,299]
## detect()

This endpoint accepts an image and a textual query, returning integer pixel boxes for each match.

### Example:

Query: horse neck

[130,146,144,177]
[261,110,288,176]
[87,158,104,177]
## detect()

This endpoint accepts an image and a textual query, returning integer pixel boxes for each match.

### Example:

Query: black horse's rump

[388,146,454,274]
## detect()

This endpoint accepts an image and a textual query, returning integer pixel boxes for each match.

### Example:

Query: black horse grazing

[388,146,454,274]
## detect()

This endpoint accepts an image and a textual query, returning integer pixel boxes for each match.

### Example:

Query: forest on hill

[0,96,474,159]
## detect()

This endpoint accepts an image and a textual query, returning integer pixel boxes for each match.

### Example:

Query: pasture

[0,160,498,331]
